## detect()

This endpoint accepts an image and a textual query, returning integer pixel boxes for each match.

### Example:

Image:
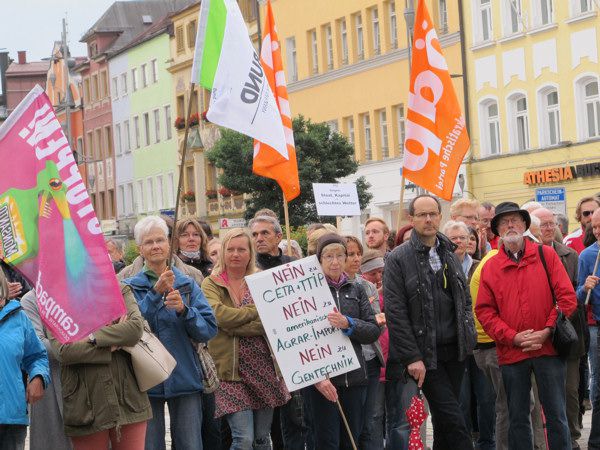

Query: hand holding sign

[328,307,349,329]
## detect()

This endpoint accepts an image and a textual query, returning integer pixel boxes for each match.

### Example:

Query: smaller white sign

[312,183,361,216]
[535,187,566,216]
[219,217,246,229]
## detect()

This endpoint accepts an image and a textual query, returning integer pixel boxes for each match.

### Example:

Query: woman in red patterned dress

[201,228,290,450]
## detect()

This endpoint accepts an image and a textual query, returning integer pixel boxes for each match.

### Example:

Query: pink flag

[0,85,126,343]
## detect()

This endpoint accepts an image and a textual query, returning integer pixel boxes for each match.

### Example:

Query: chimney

[17,51,26,64]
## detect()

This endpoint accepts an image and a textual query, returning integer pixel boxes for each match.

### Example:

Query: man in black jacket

[249,215,295,270]
[384,194,476,449]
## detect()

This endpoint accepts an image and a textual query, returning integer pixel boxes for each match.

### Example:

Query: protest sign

[312,183,361,216]
[245,255,359,391]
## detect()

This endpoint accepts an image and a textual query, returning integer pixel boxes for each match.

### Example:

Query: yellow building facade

[463,0,600,223]
[270,0,467,232]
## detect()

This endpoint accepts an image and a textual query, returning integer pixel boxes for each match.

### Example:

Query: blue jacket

[0,300,50,425]
[123,266,217,398]
[577,242,600,319]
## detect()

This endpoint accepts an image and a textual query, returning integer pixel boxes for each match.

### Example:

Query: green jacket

[201,274,265,382]
[51,285,152,437]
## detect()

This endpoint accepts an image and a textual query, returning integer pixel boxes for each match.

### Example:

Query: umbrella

[405,389,428,450]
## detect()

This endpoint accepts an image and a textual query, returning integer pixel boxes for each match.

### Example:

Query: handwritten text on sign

[245,255,359,391]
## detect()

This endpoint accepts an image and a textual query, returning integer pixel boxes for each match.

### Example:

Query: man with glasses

[564,196,600,254]
[385,194,476,449]
[479,202,499,250]
[476,202,577,450]
[532,208,585,449]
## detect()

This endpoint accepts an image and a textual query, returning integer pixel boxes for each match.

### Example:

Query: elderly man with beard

[476,202,577,450]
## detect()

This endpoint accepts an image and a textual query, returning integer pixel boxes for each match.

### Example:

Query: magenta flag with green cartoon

[0,85,126,343]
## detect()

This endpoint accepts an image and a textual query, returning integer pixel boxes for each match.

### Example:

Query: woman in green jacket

[51,285,151,450]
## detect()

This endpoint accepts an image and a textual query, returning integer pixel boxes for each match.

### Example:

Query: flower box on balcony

[206,189,217,199]
[174,117,186,130]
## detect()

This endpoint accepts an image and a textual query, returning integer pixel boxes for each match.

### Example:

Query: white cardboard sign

[245,255,359,391]
[312,183,361,216]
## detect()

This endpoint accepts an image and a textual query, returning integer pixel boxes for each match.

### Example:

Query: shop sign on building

[535,187,566,216]
[219,217,246,229]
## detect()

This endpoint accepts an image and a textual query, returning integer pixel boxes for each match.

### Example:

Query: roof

[109,13,173,58]
[80,0,196,57]
[6,60,49,76]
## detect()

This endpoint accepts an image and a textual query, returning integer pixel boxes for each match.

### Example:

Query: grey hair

[529,214,541,228]
[105,238,124,252]
[442,220,470,236]
[134,215,169,245]
[556,214,569,232]
[521,201,543,212]
[248,215,282,234]
[0,270,8,301]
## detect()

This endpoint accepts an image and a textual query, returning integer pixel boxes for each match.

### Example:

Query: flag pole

[282,197,293,257]
[325,374,357,450]
[167,82,197,266]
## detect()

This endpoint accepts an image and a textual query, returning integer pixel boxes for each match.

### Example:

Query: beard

[502,231,523,247]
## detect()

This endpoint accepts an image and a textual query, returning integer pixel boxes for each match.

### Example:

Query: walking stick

[585,247,600,305]
[326,374,358,450]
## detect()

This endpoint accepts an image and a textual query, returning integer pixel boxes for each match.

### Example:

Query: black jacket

[178,253,214,278]
[328,280,381,387]
[383,232,476,378]
[256,249,295,270]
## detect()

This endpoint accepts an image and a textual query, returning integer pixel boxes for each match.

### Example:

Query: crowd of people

[2,192,600,450]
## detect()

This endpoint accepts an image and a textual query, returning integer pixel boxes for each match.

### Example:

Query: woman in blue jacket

[0,270,50,450]
[123,215,218,450]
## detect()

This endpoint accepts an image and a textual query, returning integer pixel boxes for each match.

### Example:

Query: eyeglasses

[498,217,524,227]
[141,237,168,247]
[582,210,596,218]
[322,254,346,262]
[540,222,556,229]
[414,212,440,220]
[459,214,478,221]
[449,235,468,242]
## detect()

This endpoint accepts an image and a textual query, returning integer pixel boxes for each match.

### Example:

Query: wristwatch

[88,333,97,345]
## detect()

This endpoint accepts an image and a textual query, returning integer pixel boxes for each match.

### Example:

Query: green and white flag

[191,0,288,158]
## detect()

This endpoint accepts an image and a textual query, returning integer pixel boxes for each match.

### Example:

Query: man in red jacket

[476,202,578,450]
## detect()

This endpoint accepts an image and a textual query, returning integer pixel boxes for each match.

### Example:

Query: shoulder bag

[195,342,220,393]
[123,321,177,392]
[538,245,578,358]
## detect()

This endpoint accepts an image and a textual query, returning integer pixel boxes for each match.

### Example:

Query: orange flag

[402,0,469,200]
[253,0,300,202]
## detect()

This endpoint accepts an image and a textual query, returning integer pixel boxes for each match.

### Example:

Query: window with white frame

[479,100,501,156]
[325,25,334,70]
[134,116,140,148]
[503,0,522,35]
[124,120,131,152]
[156,175,164,210]
[143,113,150,146]
[136,180,144,212]
[310,29,318,74]
[340,19,349,64]
[118,185,125,216]
[356,14,364,60]
[120,73,128,97]
[345,116,355,144]
[572,0,593,15]
[164,105,172,140]
[539,88,561,146]
[533,0,554,26]
[131,68,138,91]
[389,2,398,48]
[141,64,148,88]
[111,77,118,100]
[127,183,134,215]
[146,178,155,212]
[285,37,298,82]
[584,79,600,138]
[326,119,338,135]
[476,0,493,42]
[372,7,380,55]
[115,123,122,155]
[508,95,529,152]
[380,109,389,158]
[439,0,448,34]
[396,104,406,152]
[167,172,175,207]
[151,59,158,83]
[363,113,372,161]
[153,109,161,143]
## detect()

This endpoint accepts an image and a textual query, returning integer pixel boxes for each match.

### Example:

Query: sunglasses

[582,210,596,217]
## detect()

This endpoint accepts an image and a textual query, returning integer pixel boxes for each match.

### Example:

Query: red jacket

[475,239,577,365]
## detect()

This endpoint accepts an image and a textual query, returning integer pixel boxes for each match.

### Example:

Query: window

[164,105,172,140]
[539,89,560,146]
[118,185,125,216]
[111,77,118,100]
[124,120,131,152]
[539,0,553,25]
[95,129,102,159]
[147,178,155,212]
[356,14,364,60]
[345,116,355,144]
[115,123,122,155]
[439,0,448,34]
[572,0,593,15]
[136,180,145,212]
[395,104,406,153]
[104,126,113,156]
[86,131,93,159]
[131,68,138,91]
[379,109,389,158]
[134,116,140,149]
[363,113,372,161]
[187,20,197,49]
[389,2,398,49]
[584,80,600,138]
[100,71,108,99]
[91,74,99,101]
[156,175,164,210]
[143,113,150,146]
[476,0,493,42]
[167,172,175,208]
[503,0,522,35]
[285,37,298,82]
[325,25,334,70]
[326,119,338,135]
[84,78,91,103]
[508,95,529,152]
[340,19,349,64]
[151,59,158,83]
[372,8,380,55]
[120,73,128,96]
[479,100,501,156]
[141,64,148,88]
[153,109,161,143]
[310,29,318,74]
[127,183,134,215]
[176,25,184,53]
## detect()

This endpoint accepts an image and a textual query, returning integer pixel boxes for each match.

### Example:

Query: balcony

[207,193,245,217]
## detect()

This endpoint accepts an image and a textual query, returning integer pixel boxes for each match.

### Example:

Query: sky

[2,0,118,62]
